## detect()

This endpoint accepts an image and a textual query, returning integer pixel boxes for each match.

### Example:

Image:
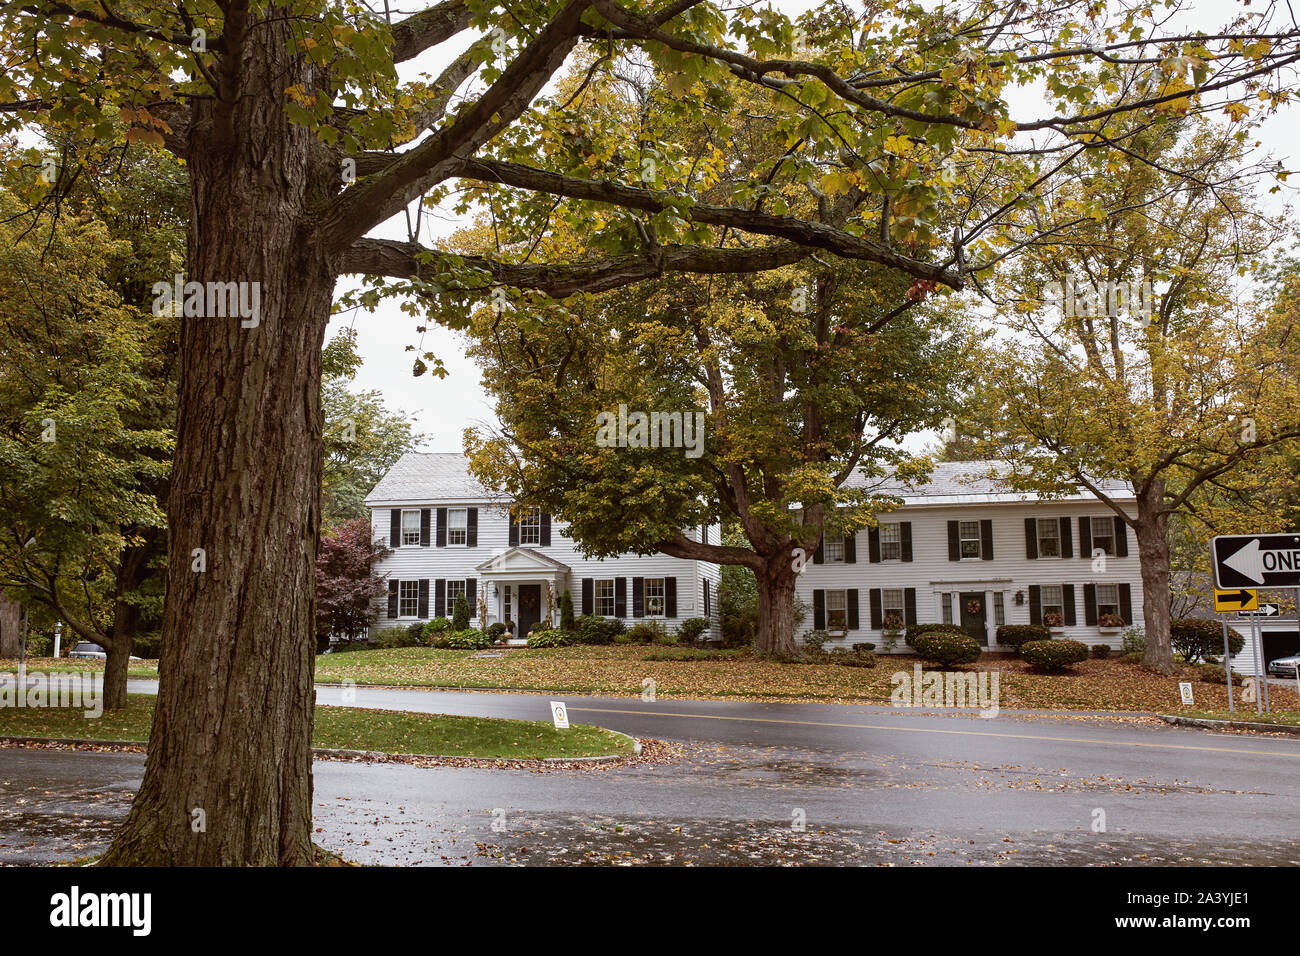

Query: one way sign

[1212,534,1300,588]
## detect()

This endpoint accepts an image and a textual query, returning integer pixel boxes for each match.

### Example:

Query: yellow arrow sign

[1214,588,1259,612]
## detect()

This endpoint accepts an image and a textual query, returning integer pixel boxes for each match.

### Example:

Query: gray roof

[367,453,1134,507]
[843,459,1133,504]
[365,452,494,504]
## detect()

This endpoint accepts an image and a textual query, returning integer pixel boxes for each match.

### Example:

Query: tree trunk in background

[0,594,21,659]
[755,556,798,656]
[1135,482,1175,674]
[101,25,329,865]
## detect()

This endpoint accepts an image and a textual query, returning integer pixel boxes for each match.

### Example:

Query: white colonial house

[364,452,722,639]
[796,461,1147,652]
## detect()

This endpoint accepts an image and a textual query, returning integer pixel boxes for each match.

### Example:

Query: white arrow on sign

[1223,539,1266,583]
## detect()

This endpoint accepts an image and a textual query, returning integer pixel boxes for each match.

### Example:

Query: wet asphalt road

[1,679,1298,866]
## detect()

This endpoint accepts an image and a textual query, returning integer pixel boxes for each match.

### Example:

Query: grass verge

[0,694,633,759]
[1178,708,1300,727]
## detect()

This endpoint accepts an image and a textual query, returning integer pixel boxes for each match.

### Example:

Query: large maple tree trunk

[1134,482,1175,674]
[0,594,20,659]
[755,556,798,656]
[102,30,330,865]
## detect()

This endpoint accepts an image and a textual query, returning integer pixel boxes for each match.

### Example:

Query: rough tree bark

[0,594,21,659]
[101,21,330,866]
[1134,480,1175,674]
[755,555,798,656]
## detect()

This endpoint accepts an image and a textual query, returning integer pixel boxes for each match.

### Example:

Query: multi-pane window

[645,578,665,616]
[1090,517,1115,556]
[993,591,1005,626]
[446,580,466,613]
[826,590,847,630]
[882,589,904,630]
[519,508,541,545]
[1041,585,1064,623]
[399,581,419,617]
[504,586,512,625]
[447,508,467,546]
[401,509,421,546]
[596,580,615,617]
[1097,584,1120,620]
[823,533,845,563]
[879,523,901,560]
[939,592,953,625]
[959,521,982,559]
[1037,518,1061,558]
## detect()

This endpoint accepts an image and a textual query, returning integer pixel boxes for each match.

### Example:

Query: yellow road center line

[564,706,1300,758]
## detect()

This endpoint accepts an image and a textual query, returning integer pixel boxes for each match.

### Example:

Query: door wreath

[519,590,538,611]
[965,599,982,616]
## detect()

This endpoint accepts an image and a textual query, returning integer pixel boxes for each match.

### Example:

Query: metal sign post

[1221,617,1234,714]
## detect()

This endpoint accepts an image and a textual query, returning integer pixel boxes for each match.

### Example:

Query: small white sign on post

[1179,682,1195,706]
[550,701,570,730]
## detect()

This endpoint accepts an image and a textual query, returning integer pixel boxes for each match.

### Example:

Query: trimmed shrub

[422,617,451,638]
[1195,661,1230,684]
[1020,639,1089,672]
[675,617,711,643]
[913,631,981,667]
[625,621,664,644]
[1090,644,1112,659]
[852,642,876,653]
[451,593,471,631]
[904,622,966,647]
[575,615,625,645]
[560,590,576,631]
[996,624,1050,650]
[830,647,876,668]
[444,629,491,650]
[486,622,507,643]
[25,634,52,657]
[1171,618,1244,664]
[375,626,420,648]
[801,629,831,652]
[407,621,427,643]
[527,629,570,648]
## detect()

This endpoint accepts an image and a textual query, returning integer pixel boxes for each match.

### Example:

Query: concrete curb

[0,732,642,764]
[1159,715,1300,736]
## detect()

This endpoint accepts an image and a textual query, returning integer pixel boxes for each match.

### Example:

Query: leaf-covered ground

[0,693,633,759]
[306,645,1300,713]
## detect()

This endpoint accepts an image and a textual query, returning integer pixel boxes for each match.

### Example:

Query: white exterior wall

[367,501,719,636]
[796,500,1146,651]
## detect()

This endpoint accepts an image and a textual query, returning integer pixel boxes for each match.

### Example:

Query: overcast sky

[329,0,1299,456]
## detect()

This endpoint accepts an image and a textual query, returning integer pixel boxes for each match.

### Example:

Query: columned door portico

[476,547,572,636]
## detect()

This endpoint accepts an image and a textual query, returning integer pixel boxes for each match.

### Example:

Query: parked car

[66,641,106,660]
[1267,653,1300,679]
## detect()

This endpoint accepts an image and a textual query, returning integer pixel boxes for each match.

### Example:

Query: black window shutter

[869,588,883,629]
[466,508,478,547]
[632,577,644,617]
[847,589,860,629]
[581,578,593,616]
[947,521,960,561]
[508,512,519,547]
[904,588,917,625]
[1079,516,1092,558]
[1029,585,1042,625]
[1063,584,1076,626]
[701,525,709,546]
[387,580,398,618]
[813,590,826,630]
[390,509,401,547]
[813,537,824,564]
[1024,518,1038,559]
[665,577,677,617]
[703,581,710,617]
[1060,517,1073,558]
[614,577,627,617]
[1114,517,1129,557]
[1083,583,1098,626]
[980,519,994,560]
[900,522,913,562]
[431,508,442,547]
[466,578,476,616]
[540,513,551,546]
[1118,583,1133,624]
[867,527,881,563]
[418,579,429,618]
[844,533,857,564]
[435,579,445,618]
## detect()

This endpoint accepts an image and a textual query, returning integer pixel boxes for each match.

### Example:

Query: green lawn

[0,694,633,759]
[1180,709,1300,727]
